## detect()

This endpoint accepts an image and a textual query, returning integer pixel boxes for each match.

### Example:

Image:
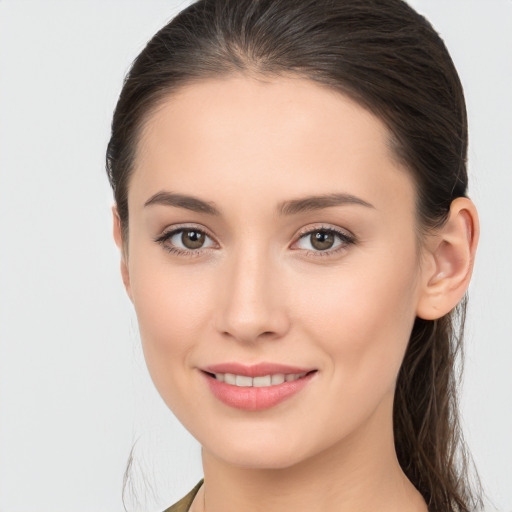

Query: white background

[0,1,510,511]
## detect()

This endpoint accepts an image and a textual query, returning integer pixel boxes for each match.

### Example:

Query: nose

[214,246,290,344]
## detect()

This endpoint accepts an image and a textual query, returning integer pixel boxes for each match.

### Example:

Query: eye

[293,226,355,257]
[155,226,216,256]
[155,224,355,258]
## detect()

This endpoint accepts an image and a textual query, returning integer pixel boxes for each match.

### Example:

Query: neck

[195,392,428,512]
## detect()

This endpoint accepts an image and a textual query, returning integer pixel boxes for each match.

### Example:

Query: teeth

[214,372,308,387]
[271,374,285,385]
[235,375,252,387]
[253,375,271,387]
[224,373,236,385]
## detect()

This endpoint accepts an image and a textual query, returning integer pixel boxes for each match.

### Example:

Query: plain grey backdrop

[0,1,510,511]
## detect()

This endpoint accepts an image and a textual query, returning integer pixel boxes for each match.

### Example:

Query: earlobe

[416,197,479,320]
[112,205,133,302]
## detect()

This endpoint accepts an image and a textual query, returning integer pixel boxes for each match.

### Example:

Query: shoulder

[162,480,204,512]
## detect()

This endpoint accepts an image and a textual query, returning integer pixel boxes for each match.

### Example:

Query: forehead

[137,74,392,164]
[130,75,415,219]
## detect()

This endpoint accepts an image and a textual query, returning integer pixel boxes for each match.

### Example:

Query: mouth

[202,370,317,388]
[200,364,318,411]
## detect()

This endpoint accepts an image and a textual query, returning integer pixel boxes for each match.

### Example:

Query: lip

[202,362,315,377]
[200,362,317,411]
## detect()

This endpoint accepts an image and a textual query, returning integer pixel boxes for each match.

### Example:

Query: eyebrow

[144,191,374,216]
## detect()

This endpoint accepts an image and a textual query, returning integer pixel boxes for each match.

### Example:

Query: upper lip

[201,362,316,377]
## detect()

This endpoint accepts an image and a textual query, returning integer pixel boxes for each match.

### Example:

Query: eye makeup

[154,223,356,259]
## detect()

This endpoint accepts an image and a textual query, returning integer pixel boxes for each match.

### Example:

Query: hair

[106,1,483,510]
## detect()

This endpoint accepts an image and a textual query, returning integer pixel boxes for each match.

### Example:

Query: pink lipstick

[200,362,317,411]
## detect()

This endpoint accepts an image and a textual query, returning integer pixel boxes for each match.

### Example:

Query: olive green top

[163,480,204,512]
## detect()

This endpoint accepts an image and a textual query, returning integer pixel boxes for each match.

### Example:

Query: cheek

[297,253,419,390]
[127,252,217,398]
[275,255,420,453]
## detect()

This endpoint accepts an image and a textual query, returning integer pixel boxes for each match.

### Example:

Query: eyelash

[154,224,356,259]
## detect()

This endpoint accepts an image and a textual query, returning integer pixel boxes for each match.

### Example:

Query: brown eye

[181,229,205,249]
[155,226,216,255]
[294,227,355,256]
[310,231,335,251]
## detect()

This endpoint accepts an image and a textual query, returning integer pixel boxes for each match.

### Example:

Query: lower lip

[202,371,316,411]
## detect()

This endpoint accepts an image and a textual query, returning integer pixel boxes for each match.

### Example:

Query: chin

[203,432,317,470]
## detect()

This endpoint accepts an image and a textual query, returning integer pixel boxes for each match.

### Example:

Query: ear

[112,205,133,302]
[416,197,479,320]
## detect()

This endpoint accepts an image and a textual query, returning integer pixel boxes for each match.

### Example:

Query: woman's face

[120,75,428,469]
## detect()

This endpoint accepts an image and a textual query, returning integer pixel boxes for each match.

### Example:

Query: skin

[113,75,479,512]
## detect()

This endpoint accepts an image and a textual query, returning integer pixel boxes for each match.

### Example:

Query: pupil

[311,231,334,250]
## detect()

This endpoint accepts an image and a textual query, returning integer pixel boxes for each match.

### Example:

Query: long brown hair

[106,1,482,510]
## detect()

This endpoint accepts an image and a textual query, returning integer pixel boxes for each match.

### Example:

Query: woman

[106,0,482,511]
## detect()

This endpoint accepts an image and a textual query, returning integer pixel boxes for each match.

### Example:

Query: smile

[209,372,310,387]
[200,364,318,411]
